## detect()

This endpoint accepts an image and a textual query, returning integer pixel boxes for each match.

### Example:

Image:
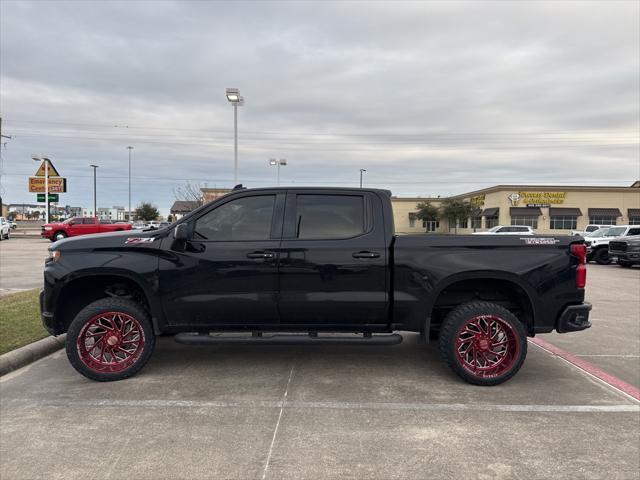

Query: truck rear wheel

[65,298,155,381]
[438,302,527,386]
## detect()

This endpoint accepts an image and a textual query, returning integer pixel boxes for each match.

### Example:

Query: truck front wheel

[593,248,610,265]
[65,298,156,381]
[438,302,527,386]
[53,231,67,242]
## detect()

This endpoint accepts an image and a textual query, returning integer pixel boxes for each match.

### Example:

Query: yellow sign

[28,177,67,193]
[469,194,485,207]
[34,160,61,177]
[510,191,566,206]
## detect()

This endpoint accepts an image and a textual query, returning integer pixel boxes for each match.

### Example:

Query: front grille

[609,241,627,252]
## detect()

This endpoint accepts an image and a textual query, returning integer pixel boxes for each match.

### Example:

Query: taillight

[571,243,587,288]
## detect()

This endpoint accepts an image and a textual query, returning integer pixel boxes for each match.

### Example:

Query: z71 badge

[125,237,156,244]
[521,237,560,245]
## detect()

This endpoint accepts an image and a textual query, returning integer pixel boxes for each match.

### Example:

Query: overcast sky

[1,0,638,215]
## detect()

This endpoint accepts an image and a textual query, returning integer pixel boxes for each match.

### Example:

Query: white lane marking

[262,363,295,480]
[575,355,640,358]
[2,398,638,413]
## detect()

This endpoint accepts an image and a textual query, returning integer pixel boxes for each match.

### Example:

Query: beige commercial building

[393,181,640,235]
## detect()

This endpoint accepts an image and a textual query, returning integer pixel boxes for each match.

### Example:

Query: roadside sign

[34,160,61,177]
[37,193,59,202]
[28,177,67,193]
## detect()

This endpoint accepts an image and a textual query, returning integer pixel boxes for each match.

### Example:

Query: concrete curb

[0,334,66,377]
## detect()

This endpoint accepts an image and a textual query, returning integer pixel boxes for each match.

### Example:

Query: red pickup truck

[42,217,132,242]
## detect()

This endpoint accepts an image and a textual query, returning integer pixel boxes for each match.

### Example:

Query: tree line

[415,199,483,233]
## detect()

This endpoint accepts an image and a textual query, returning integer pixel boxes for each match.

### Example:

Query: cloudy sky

[1,0,638,215]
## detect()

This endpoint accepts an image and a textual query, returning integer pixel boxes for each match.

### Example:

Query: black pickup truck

[41,187,591,385]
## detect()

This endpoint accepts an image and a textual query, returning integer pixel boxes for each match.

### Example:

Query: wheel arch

[425,272,537,337]
[55,272,163,335]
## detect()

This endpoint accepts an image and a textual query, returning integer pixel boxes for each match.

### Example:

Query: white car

[0,217,11,240]
[472,225,536,235]
[571,224,613,236]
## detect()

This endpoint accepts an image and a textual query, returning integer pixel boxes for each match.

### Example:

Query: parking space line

[262,362,295,480]
[2,398,638,412]
[529,337,640,402]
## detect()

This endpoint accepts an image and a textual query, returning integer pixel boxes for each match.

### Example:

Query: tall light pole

[226,88,244,186]
[32,156,50,223]
[269,158,287,186]
[90,165,98,218]
[360,169,366,188]
[126,146,134,222]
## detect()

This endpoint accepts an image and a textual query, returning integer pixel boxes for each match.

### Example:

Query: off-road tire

[66,298,155,382]
[438,302,527,386]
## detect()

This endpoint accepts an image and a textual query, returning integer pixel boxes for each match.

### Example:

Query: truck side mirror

[174,223,189,241]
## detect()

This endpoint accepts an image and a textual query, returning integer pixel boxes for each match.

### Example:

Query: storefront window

[629,217,640,225]
[511,215,538,228]
[589,216,617,225]
[409,217,416,228]
[550,216,577,230]
[471,217,482,229]
[485,215,499,228]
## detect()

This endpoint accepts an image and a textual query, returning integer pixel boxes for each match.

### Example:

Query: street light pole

[269,158,287,186]
[90,165,98,218]
[32,156,51,223]
[226,88,244,186]
[359,169,366,188]
[126,146,134,222]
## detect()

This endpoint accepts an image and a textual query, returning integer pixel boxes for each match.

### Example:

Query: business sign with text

[28,177,67,193]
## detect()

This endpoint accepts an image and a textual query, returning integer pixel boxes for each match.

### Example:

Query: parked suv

[609,236,640,267]
[585,225,640,264]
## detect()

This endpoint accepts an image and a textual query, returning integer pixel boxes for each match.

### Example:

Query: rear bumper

[557,302,592,333]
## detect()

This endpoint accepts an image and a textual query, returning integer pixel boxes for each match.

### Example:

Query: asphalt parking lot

[1,238,639,479]
[0,237,50,295]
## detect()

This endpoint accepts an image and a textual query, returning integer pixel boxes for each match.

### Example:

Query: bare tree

[173,181,205,207]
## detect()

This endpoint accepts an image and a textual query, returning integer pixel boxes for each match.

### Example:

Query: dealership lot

[1,238,639,479]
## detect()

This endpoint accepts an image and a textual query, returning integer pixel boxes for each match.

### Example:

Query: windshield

[586,228,610,237]
[487,226,501,232]
[63,217,78,224]
[606,227,626,237]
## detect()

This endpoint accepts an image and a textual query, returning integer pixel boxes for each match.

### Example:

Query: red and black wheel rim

[454,315,520,379]
[76,312,146,373]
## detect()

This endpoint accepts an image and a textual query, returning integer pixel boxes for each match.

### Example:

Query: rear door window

[294,194,365,240]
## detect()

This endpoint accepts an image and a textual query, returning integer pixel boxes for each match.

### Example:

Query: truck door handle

[352,251,380,259]
[246,251,275,259]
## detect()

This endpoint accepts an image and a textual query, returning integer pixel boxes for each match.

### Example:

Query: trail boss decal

[125,237,156,244]
[521,237,560,245]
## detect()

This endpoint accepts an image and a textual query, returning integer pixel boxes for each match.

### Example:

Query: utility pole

[359,169,366,188]
[126,146,134,222]
[90,165,98,218]
[0,117,13,208]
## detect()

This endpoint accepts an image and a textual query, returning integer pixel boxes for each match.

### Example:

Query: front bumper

[40,289,56,335]
[557,302,592,333]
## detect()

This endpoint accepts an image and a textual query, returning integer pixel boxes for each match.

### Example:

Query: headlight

[44,226,53,231]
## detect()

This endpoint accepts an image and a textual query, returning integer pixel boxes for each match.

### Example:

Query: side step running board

[174,332,403,346]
